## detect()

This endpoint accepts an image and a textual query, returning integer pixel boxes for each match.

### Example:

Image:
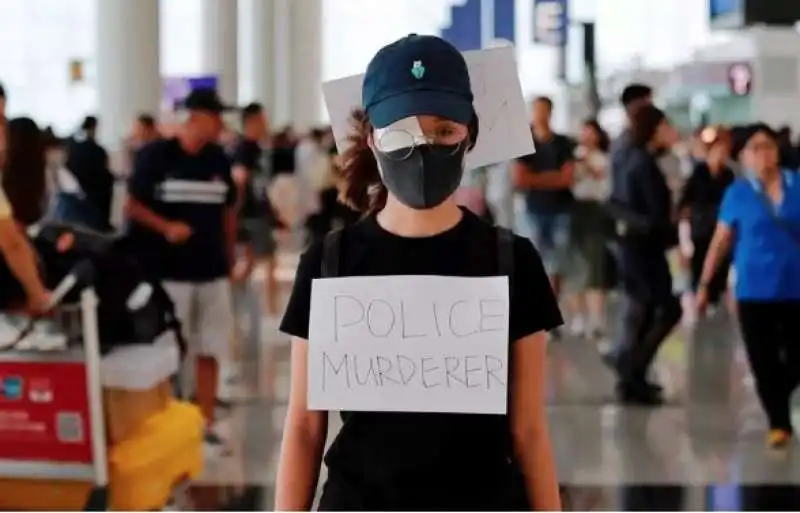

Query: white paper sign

[307,275,510,415]
[322,46,535,171]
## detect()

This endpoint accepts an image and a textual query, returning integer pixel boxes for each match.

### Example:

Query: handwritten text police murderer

[307,275,510,414]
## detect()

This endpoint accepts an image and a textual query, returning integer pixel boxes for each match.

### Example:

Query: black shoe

[215,397,234,410]
[204,429,225,446]
[601,353,663,389]
[601,351,616,369]
[590,328,606,340]
[644,381,663,394]
[616,382,664,407]
[189,396,235,410]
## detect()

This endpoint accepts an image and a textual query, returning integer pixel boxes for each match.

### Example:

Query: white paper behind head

[322,46,535,170]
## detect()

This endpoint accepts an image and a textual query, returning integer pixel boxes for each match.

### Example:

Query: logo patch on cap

[410,61,426,80]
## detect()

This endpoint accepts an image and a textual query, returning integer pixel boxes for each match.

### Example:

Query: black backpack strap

[148,280,188,358]
[496,226,514,284]
[496,226,517,456]
[321,228,344,278]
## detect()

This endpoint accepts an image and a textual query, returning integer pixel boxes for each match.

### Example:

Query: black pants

[690,235,731,303]
[615,248,682,385]
[737,301,800,431]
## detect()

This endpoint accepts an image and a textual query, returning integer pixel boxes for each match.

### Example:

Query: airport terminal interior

[2,0,800,511]
[205,277,800,511]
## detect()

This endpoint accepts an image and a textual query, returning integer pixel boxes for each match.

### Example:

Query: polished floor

[188,257,800,511]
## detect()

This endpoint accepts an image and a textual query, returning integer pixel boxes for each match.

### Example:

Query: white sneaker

[568,316,586,338]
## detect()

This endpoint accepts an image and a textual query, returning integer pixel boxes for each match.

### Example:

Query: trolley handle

[1,260,96,351]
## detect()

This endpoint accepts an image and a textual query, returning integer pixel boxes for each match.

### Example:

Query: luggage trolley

[0,280,196,511]
[0,288,110,510]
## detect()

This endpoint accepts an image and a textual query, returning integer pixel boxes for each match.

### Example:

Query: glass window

[0,0,205,136]
[0,0,95,133]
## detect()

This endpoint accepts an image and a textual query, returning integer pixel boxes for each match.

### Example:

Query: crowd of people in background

[502,83,800,448]
[0,80,362,452]
[1,73,799,451]
[0,79,361,247]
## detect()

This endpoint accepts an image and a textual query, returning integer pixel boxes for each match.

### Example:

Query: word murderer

[320,352,506,391]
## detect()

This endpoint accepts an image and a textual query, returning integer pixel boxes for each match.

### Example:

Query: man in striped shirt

[125,88,237,449]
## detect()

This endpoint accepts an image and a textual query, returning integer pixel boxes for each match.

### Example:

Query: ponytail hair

[334,109,386,215]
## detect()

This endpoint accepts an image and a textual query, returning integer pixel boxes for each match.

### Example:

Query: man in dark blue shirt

[512,96,575,328]
[230,102,285,317]
[607,88,682,406]
[609,84,652,194]
[125,88,237,448]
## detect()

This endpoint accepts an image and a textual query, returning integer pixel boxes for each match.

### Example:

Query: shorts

[164,279,234,360]
[526,210,572,276]
[240,217,277,257]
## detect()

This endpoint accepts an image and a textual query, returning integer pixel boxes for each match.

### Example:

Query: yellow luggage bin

[0,480,92,511]
[109,400,204,511]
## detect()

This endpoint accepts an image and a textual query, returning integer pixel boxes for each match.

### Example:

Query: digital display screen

[709,0,743,28]
[711,0,800,28]
[710,0,741,19]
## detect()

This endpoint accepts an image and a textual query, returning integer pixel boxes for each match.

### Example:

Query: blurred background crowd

[2,0,800,510]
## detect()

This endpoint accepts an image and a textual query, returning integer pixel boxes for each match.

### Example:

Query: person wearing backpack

[275,34,562,511]
[698,123,800,450]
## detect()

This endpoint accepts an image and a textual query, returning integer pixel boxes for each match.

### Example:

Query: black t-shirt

[306,187,361,245]
[231,137,267,220]
[280,208,562,482]
[516,132,575,214]
[620,150,677,251]
[678,162,734,240]
[65,136,114,227]
[127,138,236,282]
[271,146,296,175]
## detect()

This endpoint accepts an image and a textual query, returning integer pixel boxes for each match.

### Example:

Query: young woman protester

[275,34,562,510]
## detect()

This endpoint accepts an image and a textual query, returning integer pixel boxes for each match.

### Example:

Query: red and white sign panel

[0,360,92,464]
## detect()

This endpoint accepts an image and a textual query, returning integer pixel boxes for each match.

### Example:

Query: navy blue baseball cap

[362,34,474,129]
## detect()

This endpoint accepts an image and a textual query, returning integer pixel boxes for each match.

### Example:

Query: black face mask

[374,142,467,210]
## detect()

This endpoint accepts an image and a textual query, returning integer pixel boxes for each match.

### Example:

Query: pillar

[246,0,277,113]
[288,0,324,132]
[200,0,239,104]
[272,0,293,128]
[96,0,160,150]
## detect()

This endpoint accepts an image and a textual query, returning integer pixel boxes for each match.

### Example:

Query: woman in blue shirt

[698,123,800,449]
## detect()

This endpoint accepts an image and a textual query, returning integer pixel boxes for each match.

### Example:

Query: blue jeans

[524,211,571,276]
